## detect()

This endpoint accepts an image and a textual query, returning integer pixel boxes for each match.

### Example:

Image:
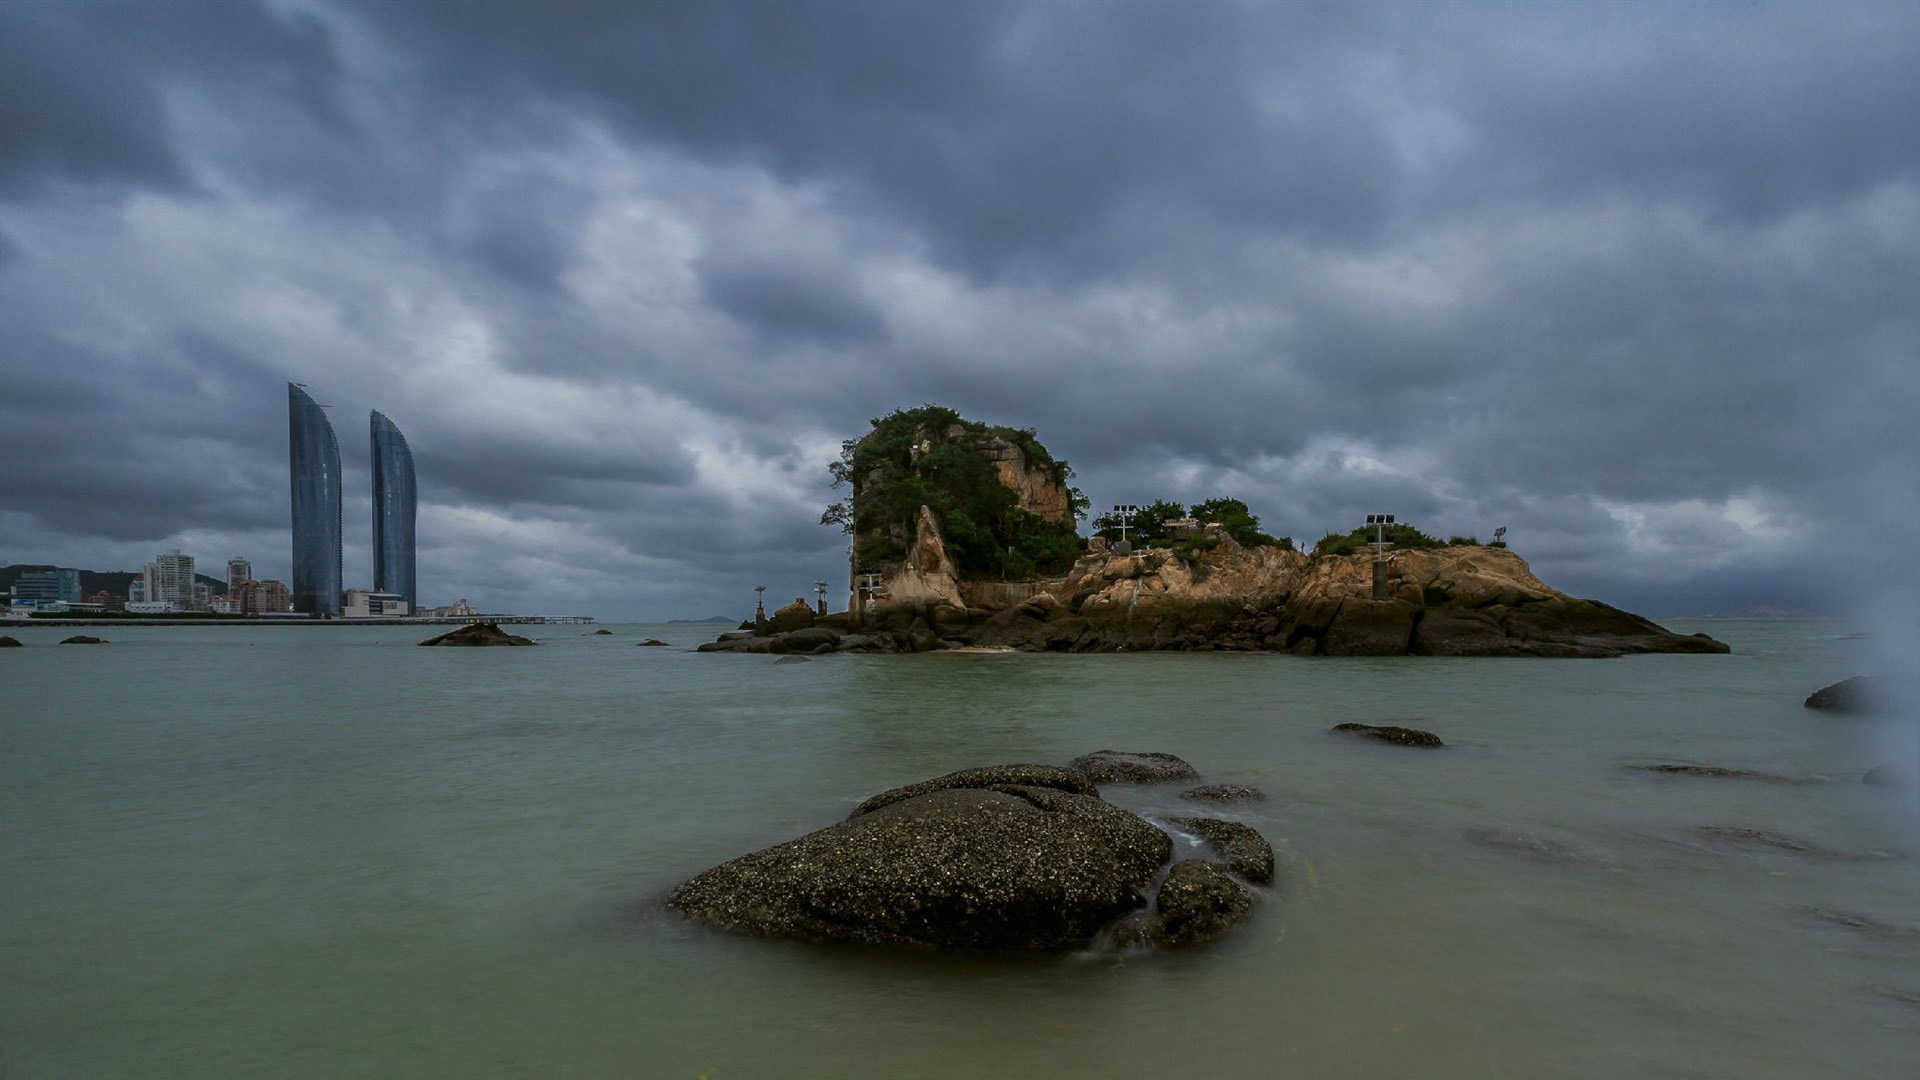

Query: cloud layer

[3,1,1915,617]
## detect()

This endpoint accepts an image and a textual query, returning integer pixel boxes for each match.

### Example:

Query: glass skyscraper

[370,410,417,610]
[288,383,343,616]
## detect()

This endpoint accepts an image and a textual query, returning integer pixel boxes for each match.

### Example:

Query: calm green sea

[2,619,1915,1078]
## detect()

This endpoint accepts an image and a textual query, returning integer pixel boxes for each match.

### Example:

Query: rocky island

[701,407,1727,658]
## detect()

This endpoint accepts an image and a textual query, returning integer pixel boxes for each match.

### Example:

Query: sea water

[2,620,1915,1077]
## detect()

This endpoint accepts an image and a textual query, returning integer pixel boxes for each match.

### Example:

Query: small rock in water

[1463,827,1594,865]
[1166,816,1275,883]
[1068,750,1200,784]
[1696,826,1890,861]
[418,622,536,646]
[1627,764,1803,784]
[773,655,810,665]
[1803,676,1883,714]
[1109,859,1254,949]
[1792,906,1918,939]
[1863,764,1913,788]
[636,639,671,647]
[1331,722,1443,748]
[593,628,613,635]
[1179,784,1267,804]
[59,635,107,645]
[0,635,23,647]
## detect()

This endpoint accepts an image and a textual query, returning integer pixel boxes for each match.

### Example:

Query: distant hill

[1,564,229,598]
[667,616,740,624]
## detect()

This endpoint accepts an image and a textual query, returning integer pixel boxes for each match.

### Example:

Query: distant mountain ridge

[1,564,229,598]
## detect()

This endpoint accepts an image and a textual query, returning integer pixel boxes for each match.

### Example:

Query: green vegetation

[1091,498,1292,550]
[1447,535,1480,547]
[822,405,1089,578]
[1312,521,1444,556]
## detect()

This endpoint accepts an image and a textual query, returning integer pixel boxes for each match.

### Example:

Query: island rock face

[708,523,1729,658]
[668,766,1173,950]
[418,622,536,646]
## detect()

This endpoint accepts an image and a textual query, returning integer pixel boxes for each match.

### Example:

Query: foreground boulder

[418,622,536,646]
[669,771,1171,950]
[1332,722,1444,747]
[1804,676,1883,714]
[59,635,106,645]
[1069,750,1200,784]
[0,635,21,647]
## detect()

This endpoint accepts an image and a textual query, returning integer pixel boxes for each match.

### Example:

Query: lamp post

[1110,503,1140,553]
[814,579,829,615]
[1364,514,1396,599]
[753,584,767,629]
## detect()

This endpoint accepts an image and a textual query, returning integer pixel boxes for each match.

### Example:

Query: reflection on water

[2,619,1916,1077]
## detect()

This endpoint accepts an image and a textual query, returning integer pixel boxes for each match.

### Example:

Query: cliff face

[839,521,1725,658]
[972,429,1073,525]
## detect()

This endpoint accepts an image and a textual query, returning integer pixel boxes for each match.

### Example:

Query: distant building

[227,557,252,594]
[289,383,344,616]
[15,569,82,604]
[370,411,418,612]
[191,581,212,611]
[153,550,195,611]
[125,601,174,614]
[343,589,409,618]
[85,590,126,612]
[235,579,292,615]
[128,576,148,604]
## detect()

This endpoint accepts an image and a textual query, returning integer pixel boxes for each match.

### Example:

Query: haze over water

[4,621,1915,1077]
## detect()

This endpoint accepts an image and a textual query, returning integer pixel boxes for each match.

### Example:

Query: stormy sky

[3,1,1916,619]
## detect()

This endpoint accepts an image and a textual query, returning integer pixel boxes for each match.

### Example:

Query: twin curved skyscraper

[288,383,416,616]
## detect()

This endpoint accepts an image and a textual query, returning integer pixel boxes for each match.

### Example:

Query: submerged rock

[1695,826,1892,861]
[0,635,22,647]
[58,635,106,645]
[418,622,536,646]
[1179,784,1268,804]
[593,628,613,635]
[1804,676,1882,714]
[1463,827,1597,865]
[1167,816,1275,883]
[1068,750,1200,784]
[1331,722,1444,748]
[1627,764,1803,783]
[637,639,671,647]
[669,772,1170,951]
[773,655,811,665]
[1109,860,1254,949]
[1793,906,1918,939]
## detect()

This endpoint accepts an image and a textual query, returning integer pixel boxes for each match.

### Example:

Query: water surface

[3,620,1915,1077]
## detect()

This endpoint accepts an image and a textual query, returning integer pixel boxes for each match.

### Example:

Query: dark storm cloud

[2,0,1916,616]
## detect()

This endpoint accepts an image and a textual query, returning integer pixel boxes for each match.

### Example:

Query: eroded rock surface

[418,622,535,646]
[1109,860,1254,949]
[1179,784,1267,803]
[1069,750,1200,784]
[669,778,1169,950]
[1167,816,1275,884]
[1332,722,1444,748]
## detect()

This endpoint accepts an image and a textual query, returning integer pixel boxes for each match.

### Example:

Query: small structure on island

[753,585,766,630]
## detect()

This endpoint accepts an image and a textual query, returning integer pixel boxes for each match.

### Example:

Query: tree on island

[1091,498,1292,550]
[821,405,1090,578]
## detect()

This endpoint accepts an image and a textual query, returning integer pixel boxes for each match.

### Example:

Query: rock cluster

[667,756,1275,953]
[702,507,1729,658]
[418,622,536,646]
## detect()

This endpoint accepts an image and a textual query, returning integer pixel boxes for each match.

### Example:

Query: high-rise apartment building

[153,549,195,610]
[227,557,252,594]
[370,410,417,612]
[289,383,343,616]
